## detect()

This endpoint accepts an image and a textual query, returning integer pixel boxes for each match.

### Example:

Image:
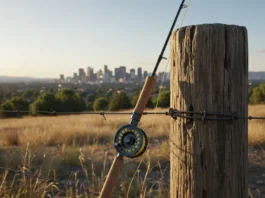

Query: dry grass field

[0,105,264,197]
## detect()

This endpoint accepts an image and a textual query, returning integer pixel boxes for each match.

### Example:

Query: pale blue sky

[1,0,265,78]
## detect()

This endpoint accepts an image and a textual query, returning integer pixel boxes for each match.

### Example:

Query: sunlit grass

[248,105,265,148]
[0,106,264,197]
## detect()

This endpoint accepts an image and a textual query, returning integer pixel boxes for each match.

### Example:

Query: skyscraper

[79,68,85,78]
[119,66,126,77]
[137,67,142,81]
[78,68,86,83]
[97,69,103,80]
[60,74,65,82]
[103,65,111,82]
[87,67,94,81]
[73,73,78,81]
[143,71,148,78]
[115,68,120,81]
[104,65,108,74]
[130,69,136,79]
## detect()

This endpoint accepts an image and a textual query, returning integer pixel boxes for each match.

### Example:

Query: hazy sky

[1,0,265,78]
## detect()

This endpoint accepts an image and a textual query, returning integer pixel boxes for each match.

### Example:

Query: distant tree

[260,84,265,96]
[0,100,15,117]
[250,86,265,104]
[11,96,29,110]
[5,92,12,100]
[80,91,87,98]
[21,90,36,103]
[109,91,132,111]
[96,88,105,98]
[55,89,86,112]
[93,97,109,111]
[131,94,154,108]
[50,88,55,93]
[1,96,29,117]
[152,90,170,108]
[32,91,40,101]
[30,93,58,115]
[0,87,4,104]
[87,102,93,111]
[248,87,253,104]
[87,94,97,103]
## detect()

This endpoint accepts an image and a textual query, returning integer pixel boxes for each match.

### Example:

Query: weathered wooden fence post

[170,24,248,198]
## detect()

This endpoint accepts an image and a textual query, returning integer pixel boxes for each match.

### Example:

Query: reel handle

[131,76,156,125]
[99,154,124,198]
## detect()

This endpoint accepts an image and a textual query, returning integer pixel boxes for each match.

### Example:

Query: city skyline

[58,64,167,84]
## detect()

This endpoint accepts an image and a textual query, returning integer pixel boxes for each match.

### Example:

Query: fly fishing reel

[114,124,148,158]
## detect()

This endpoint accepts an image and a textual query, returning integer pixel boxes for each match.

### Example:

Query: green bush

[1,96,29,117]
[249,84,265,104]
[55,89,86,112]
[152,90,170,108]
[93,97,109,111]
[131,94,154,108]
[30,93,58,115]
[109,91,131,111]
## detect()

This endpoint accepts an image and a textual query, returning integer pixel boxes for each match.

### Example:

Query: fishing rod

[99,1,187,197]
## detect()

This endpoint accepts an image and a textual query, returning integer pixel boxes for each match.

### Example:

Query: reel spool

[114,124,148,158]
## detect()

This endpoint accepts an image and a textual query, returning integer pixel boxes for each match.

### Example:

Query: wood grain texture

[170,24,248,198]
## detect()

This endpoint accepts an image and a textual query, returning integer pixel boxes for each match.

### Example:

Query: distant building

[130,69,136,79]
[103,65,112,82]
[66,76,72,83]
[137,67,142,81]
[87,67,94,81]
[78,68,86,83]
[104,65,108,74]
[119,66,126,78]
[60,74,65,82]
[115,68,120,81]
[97,69,103,80]
[73,73,78,81]
[143,71,148,78]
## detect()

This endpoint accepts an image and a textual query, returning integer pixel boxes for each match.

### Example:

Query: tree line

[0,88,170,118]
[1,82,264,118]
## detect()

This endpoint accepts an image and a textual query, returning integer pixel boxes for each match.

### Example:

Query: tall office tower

[97,69,103,80]
[143,71,148,78]
[103,65,111,82]
[73,73,78,81]
[137,67,142,81]
[78,68,85,79]
[78,68,86,83]
[104,65,108,74]
[114,68,120,81]
[130,69,136,79]
[109,71,113,77]
[87,67,94,81]
[119,66,126,77]
[60,74,65,81]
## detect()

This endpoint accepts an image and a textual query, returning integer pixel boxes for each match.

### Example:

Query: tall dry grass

[0,106,264,197]
[0,108,170,198]
[248,105,265,147]
[0,109,169,148]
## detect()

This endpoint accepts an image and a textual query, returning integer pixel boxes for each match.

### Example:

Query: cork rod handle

[134,76,156,115]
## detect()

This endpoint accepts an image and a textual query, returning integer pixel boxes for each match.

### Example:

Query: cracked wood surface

[170,24,248,198]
